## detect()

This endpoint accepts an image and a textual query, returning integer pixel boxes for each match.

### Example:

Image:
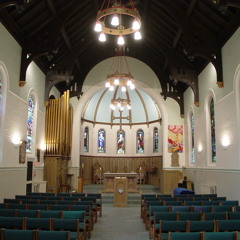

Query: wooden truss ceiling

[0,0,240,116]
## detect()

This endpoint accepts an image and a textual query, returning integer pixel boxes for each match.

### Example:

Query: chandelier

[94,0,142,45]
[106,47,135,111]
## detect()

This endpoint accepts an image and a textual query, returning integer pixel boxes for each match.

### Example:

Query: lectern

[114,177,128,207]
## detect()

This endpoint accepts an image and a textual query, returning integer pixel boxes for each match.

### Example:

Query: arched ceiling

[1,0,240,115]
[82,87,161,126]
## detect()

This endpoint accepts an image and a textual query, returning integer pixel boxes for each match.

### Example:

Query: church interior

[0,0,240,239]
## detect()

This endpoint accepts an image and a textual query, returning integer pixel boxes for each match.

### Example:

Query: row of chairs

[3,198,102,219]
[168,231,239,240]
[0,216,84,240]
[143,203,239,228]
[0,228,71,240]
[155,219,240,240]
[0,208,93,239]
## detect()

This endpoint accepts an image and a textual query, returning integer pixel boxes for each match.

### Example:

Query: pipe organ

[44,90,73,193]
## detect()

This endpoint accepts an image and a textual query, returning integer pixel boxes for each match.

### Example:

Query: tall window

[98,129,105,153]
[153,127,158,152]
[84,127,89,152]
[190,112,195,163]
[137,129,144,153]
[117,130,125,154]
[210,98,216,162]
[26,96,35,153]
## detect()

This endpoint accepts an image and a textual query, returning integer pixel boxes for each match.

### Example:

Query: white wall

[0,23,46,200]
[183,27,240,200]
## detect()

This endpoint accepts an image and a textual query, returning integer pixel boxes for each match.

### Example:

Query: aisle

[91,205,148,240]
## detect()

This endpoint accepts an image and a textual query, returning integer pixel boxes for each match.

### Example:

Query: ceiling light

[94,1,142,43]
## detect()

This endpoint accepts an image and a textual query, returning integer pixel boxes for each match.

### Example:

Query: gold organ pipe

[48,100,52,154]
[50,100,54,154]
[53,100,57,154]
[45,104,50,153]
[56,97,61,154]
[65,90,69,156]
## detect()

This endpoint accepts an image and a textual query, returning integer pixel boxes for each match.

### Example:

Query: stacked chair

[140,193,239,240]
[0,192,102,240]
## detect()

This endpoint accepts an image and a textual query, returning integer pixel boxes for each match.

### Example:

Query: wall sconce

[12,134,22,146]
[221,136,230,149]
[40,142,46,151]
[198,144,203,154]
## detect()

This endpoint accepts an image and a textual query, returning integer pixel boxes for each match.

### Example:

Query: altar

[103,173,138,193]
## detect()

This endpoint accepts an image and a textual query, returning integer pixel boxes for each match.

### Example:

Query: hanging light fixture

[94,0,142,45]
[106,47,135,111]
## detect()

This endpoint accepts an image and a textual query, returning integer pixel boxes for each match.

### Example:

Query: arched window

[190,112,195,163]
[210,98,216,162]
[26,96,35,153]
[153,127,158,152]
[137,129,144,153]
[84,127,89,152]
[98,129,105,153]
[117,130,125,154]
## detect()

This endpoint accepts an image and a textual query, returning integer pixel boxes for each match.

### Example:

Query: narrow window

[117,130,125,154]
[84,127,89,152]
[98,129,105,153]
[191,112,195,163]
[210,98,216,162]
[153,127,158,152]
[26,96,35,153]
[137,129,144,153]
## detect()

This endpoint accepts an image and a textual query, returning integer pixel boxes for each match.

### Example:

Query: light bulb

[132,19,140,30]
[111,14,119,26]
[94,22,102,32]
[117,102,121,107]
[109,86,114,91]
[134,31,142,40]
[130,84,135,89]
[117,35,125,45]
[120,106,124,111]
[110,104,116,110]
[114,78,120,85]
[127,79,132,86]
[122,86,126,92]
[127,104,131,110]
[99,32,106,42]
[105,81,110,88]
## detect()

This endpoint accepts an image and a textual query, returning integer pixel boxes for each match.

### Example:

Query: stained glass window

[153,127,158,152]
[84,127,89,152]
[136,129,144,153]
[26,96,34,153]
[117,130,125,154]
[98,129,105,153]
[210,98,216,162]
[191,112,195,163]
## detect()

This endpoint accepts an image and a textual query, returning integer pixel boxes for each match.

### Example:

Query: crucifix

[112,110,130,130]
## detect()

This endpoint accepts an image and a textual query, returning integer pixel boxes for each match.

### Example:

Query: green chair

[193,206,212,212]
[52,218,84,240]
[204,232,238,240]
[0,209,16,217]
[184,201,202,206]
[39,210,62,218]
[37,230,70,240]
[213,205,233,212]
[168,232,202,240]
[1,229,35,240]
[217,220,240,232]
[25,217,52,230]
[49,205,71,211]
[0,216,24,229]
[28,204,48,210]
[204,212,227,220]
[7,203,27,209]
[228,212,240,220]
[178,212,202,221]
[16,210,39,218]
[164,201,183,206]
[172,206,191,212]
[188,220,215,232]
